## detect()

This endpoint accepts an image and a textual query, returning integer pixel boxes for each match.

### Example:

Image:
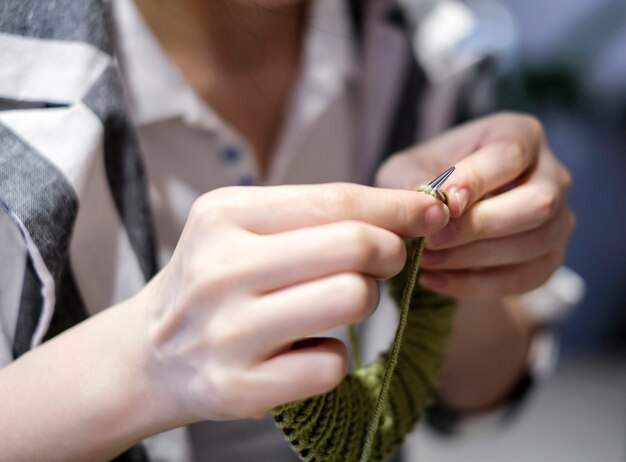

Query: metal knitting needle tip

[427,166,455,189]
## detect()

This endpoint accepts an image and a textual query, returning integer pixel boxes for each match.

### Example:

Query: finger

[421,206,574,270]
[419,247,566,299]
[429,112,543,166]
[425,180,564,249]
[392,116,506,170]
[250,338,348,412]
[230,221,407,292]
[376,114,545,218]
[247,273,378,357]
[442,140,537,217]
[196,183,449,237]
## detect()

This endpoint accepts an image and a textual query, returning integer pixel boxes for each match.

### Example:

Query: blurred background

[498,0,626,356]
[403,0,626,460]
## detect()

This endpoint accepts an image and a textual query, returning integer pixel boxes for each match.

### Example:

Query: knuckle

[388,236,408,277]
[191,262,238,295]
[391,194,419,237]
[190,189,236,225]
[318,356,348,391]
[533,186,560,223]
[188,197,209,226]
[175,256,221,303]
[341,223,376,268]
[522,114,545,138]
[492,111,521,126]
[337,273,373,320]
[527,229,549,256]
[471,209,491,238]
[201,368,248,417]
[207,320,247,351]
[324,183,358,214]
[506,140,527,172]
[495,112,545,139]
[463,162,484,199]
[491,111,515,124]
[312,342,348,392]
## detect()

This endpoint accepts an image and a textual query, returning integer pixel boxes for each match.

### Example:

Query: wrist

[94,296,175,446]
[436,297,532,412]
[128,275,199,431]
[0,292,181,461]
[61,296,176,458]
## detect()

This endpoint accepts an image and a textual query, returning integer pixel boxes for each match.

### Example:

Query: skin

[0,0,575,459]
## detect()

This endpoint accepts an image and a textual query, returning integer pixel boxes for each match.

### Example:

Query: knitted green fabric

[272,186,456,462]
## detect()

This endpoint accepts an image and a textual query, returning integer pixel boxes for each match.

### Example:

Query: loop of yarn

[272,185,456,462]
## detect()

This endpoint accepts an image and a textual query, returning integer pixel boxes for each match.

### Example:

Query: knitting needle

[416,166,455,205]
[426,166,455,189]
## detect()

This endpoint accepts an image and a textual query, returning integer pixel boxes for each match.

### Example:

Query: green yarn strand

[349,324,363,371]
[359,237,425,462]
[272,186,455,462]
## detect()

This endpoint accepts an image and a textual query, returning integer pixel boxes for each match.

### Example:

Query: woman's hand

[0,183,448,462]
[376,112,575,300]
[139,183,449,424]
[376,113,575,411]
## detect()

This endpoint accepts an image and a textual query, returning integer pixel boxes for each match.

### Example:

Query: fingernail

[450,187,470,215]
[421,249,446,266]
[427,222,457,247]
[424,203,447,231]
[420,272,446,289]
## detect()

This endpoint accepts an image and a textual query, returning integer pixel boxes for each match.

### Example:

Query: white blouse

[113,0,360,269]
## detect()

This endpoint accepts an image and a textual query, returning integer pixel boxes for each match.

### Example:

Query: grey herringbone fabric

[0,1,157,460]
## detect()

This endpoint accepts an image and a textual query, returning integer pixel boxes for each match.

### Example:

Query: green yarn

[272,185,456,462]
[348,324,363,371]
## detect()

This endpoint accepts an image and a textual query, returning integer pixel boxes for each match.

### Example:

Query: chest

[217,67,301,169]
[136,81,358,268]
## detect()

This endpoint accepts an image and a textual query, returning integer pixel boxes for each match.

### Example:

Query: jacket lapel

[356,0,416,184]
[0,0,156,334]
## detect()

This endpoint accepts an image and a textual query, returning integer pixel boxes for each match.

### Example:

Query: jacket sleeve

[0,204,28,367]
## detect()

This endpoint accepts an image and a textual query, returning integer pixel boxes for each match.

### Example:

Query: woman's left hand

[376,112,575,300]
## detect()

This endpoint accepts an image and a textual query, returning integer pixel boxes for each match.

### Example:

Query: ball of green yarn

[272,232,456,462]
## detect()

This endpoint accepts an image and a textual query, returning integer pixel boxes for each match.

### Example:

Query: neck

[135,0,307,74]
[134,0,308,177]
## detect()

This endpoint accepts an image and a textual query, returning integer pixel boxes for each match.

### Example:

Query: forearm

[436,297,534,412]
[0,296,173,462]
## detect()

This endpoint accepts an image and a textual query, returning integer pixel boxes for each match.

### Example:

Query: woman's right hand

[137,183,450,424]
